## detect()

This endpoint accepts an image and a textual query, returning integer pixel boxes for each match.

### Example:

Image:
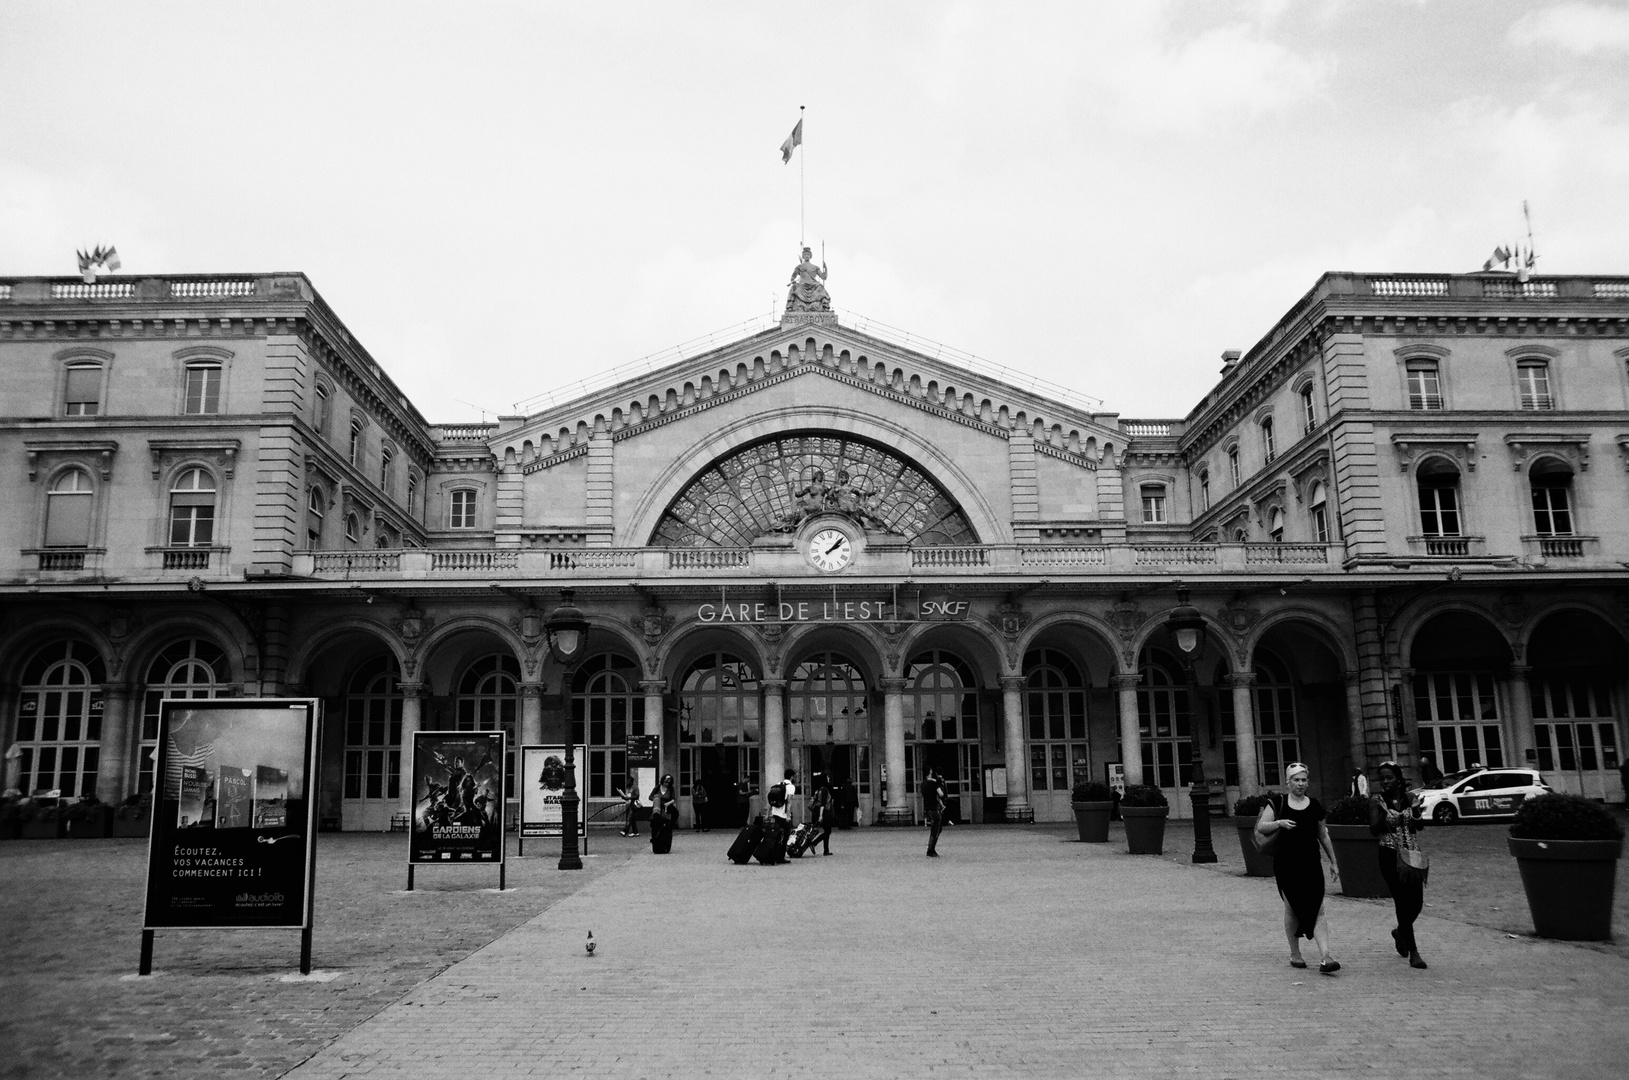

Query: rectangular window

[1406,363,1443,410]
[1140,486,1166,524]
[64,366,102,416]
[1228,448,1240,486]
[1198,473,1210,511]
[1531,484,1572,536]
[169,503,215,546]
[1311,504,1329,543]
[1518,363,1554,410]
[449,489,476,529]
[1418,483,1460,537]
[1261,420,1276,463]
[183,365,222,414]
[1300,386,1315,434]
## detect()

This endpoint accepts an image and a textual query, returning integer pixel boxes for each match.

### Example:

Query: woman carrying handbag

[1369,761,1429,969]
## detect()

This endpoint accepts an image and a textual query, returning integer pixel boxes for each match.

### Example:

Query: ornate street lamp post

[1164,585,1217,864]
[545,589,590,871]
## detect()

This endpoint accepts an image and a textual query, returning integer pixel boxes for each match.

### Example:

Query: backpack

[767,782,787,808]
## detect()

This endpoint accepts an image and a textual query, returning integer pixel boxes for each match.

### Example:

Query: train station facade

[3,266,1628,831]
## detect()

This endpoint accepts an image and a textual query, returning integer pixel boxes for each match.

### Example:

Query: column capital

[999,676,1028,692]
[98,682,135,699]
[518,682,546,698]
[397,681,428,697]
[1224,671,1257,689]
[1508,664,1532,679]
[1109,673,1142,691]
[878,677,908,693]
[638,679,667,694]
[761,678,788,692]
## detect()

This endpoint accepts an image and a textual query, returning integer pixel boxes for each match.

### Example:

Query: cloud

[1510,2,1629,54]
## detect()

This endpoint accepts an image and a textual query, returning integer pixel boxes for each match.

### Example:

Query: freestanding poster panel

[520,745,578,838]
[410,731,506,868]
[141,698,321,973]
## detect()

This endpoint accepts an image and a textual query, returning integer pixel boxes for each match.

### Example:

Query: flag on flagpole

[780,117,803,164]
[102,246,121,272]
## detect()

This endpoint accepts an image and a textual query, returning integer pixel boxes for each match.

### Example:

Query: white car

[1412,768,1551,824]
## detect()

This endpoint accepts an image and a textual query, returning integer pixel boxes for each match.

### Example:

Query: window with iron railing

[1406,361,1443,410]
[1518,361,1554,410]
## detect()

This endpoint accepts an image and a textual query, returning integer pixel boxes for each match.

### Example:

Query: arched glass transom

[650,433,978,547]
[140,638,229,793]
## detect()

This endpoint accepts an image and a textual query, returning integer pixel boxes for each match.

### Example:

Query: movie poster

[519,745,581,838]
[143,699,320,930]
[410,731,505,863]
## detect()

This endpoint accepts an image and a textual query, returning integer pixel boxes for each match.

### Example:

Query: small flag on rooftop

[76,245,121,283]
[780,117,802,164]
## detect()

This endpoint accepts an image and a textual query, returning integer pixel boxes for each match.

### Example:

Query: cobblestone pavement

[281,822,1629,1080]
[0,833,632,1080]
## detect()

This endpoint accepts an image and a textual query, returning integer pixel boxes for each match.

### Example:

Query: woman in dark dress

[1255,762,1342,973]
[648,775,677,854]
[1370,761,1429,969]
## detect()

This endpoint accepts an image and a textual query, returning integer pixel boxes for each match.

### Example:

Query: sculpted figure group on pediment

[772,467,890,534]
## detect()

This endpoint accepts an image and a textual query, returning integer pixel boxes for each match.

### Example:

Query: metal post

[559,735,583,870]
[499,862,507,891]
[138,929,154,976]
[1187,671,1217,864]
[406,863,415,892]
[300,927,312,975]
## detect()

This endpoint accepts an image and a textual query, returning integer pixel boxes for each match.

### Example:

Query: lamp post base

[558,792,583,870]
[1189,784,1217,864]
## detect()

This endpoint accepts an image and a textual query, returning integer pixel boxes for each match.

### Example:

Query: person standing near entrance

[809,774,834,856]
[692,779,709,832]
[923,768,946,857]
[619,773,640,837]
[649,774,677,854]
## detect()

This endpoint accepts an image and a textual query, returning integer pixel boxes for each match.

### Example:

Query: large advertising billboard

[519,744,581,838]
[410,731,505,863]
[142,699,320,930]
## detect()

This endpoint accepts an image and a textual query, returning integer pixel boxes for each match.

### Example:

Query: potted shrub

[113,792,154,839]
[66,795,113,838]
[1233,793,1275,877]
[1325,794,1390,898]
[18,799,66,840]
[1507,793,1624,941]
[1120,785,1169,855]
[1070,781,1115,843]
[0,792,24,840]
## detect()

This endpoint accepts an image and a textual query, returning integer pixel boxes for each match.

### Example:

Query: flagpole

[800,105,806,246]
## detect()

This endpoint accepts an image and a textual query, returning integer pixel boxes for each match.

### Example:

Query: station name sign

[696,598,972,624]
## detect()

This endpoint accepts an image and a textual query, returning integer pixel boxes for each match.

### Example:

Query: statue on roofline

[785,246,831,312]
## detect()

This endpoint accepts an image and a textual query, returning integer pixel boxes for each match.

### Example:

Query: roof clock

[806,526,854,573]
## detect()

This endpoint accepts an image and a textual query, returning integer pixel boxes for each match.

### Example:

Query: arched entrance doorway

[905,649,982,824]
[15,640,105,799]
[1409,612,1514,778]
[676,651,762,829]
[788,650,871,828]
[341,655,403,832]
[1527,610,1629,802]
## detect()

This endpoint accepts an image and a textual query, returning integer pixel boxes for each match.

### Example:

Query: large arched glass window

[343,656,403,806]
[1416,459,1462,537]
[16,641,106,797]
[571,654,645,800]
[1529,459,1574,537]
[139,638,228,793]
[677,652,762,800]
[456,654,520,798]
[45,467,94,548]
[789,652,869,795]
[1134,650,1191,790]
[168,468,216,547]
[905,650,981,805]
[1024,648,1088,794]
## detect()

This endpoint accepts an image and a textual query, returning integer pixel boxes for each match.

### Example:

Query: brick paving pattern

[5,819,1628,1079]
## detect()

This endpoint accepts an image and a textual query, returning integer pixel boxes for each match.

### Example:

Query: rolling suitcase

[785,823,814,858]
[754,816,786,865]
[728,815,763,864]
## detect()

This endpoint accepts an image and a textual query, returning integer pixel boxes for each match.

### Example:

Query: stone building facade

[2,267,1627,831]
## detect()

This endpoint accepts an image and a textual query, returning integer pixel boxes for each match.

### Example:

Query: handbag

[1397,845,1429,885]
[1253,796,1281,857]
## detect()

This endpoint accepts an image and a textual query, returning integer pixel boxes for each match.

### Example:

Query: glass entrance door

[1532,674,1621,801]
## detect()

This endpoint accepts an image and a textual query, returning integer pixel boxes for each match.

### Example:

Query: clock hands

[824,538,846,556]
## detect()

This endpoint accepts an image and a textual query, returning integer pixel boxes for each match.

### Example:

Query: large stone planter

[19,814,65,839]
[1327,823,1391,898]
[1071,801,1113,843]
[68,806,113,838]
[1507,836,1623,941]
[1122,806,1168,855]
[1236,818,1274,877]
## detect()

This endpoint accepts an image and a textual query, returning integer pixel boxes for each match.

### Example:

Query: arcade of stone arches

[4,603,1624,828]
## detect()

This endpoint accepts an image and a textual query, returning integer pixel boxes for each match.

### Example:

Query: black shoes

[1409,952,1429,969]
[1391,928,1409,956]
[1319,959,1341,975]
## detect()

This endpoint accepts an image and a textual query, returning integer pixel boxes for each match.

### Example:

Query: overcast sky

[4,1,1628,422]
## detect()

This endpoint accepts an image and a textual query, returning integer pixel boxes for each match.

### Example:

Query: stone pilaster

[761,679,787,793]
[519,682,545,747]
[96,684,136,804]
[585,429,614,545]
[397,682,425,816]
[999,676,1034,821]
[1111,673,1143,787]
[1225,672,1260,798]
[1009,431,1039,543]
[1507,665,1535,768]
[878,678,913,824]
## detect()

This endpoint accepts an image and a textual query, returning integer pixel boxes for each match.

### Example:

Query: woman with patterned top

[1370,760,1429,969]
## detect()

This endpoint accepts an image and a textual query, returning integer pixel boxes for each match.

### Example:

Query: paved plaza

[5,822,1629,1079]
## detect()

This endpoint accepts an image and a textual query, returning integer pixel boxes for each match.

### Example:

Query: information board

[410,731,506,863]
[142,699,320,930]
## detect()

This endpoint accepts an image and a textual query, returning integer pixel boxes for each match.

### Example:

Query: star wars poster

[143,699,320,930]
[410,731,505,863]
[519,745,581,838]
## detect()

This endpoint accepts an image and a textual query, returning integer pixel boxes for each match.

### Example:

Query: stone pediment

[493,322,1120,474]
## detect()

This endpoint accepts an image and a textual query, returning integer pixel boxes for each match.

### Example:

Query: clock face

[807,528,853,572]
